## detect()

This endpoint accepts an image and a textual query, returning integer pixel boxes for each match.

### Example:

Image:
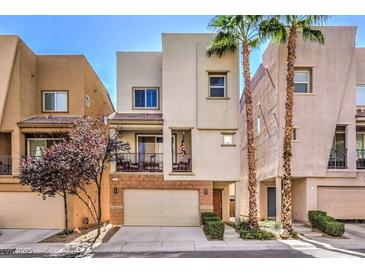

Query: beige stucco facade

[109,33,240,225]
[240,26,365,222]
[0,35,114,229]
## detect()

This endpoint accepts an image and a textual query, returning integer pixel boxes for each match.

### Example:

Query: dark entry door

[213,189,222,219]
[267,187,276,218]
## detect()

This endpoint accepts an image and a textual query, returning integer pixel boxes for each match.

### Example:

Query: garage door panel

[317,187,365,219]
[124,189,200,226]
[0,192,64,229]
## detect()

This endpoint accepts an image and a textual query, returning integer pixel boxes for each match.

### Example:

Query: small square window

[294,69,311,93]
[133,88,159,109]
[222,134,234,145]
[209,74,226,98]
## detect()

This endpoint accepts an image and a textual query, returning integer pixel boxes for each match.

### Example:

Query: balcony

[328,149,347,169]
[172,153,192,172]
[0,155,12,175]
[116,153,163,172]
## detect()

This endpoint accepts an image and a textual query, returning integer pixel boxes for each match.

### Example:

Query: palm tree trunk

[282,25,297,234]
[243,40,258,229]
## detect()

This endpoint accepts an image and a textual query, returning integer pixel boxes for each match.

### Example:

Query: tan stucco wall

[356,48,365,84]
[115,34,240,182]
[117,52,162,113]
[161,34,240,181]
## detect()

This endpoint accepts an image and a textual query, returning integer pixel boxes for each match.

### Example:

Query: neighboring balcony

[0,155,12,175]
[328,149,347,169]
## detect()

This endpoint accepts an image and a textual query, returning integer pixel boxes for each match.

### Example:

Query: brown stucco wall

[0,36,114,229]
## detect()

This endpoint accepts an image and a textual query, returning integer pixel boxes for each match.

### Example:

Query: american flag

[180,132,186,156]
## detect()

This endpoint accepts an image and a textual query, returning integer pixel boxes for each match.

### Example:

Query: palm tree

[260,16,329,235]
[207,16,265,229]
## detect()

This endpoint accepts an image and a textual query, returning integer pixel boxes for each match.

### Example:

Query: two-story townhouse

[0,36,114,229]
[108,33,241,226]
[240,26,365,222]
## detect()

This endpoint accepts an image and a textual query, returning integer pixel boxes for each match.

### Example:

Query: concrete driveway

[109,226,207,243]
[0,229,60,243]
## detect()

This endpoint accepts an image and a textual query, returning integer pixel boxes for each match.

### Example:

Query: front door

[267,187,276,219]
[213,189,222,219]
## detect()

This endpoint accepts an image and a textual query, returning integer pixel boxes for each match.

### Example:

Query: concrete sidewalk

[93,225,290,253]
[0,229,64,255]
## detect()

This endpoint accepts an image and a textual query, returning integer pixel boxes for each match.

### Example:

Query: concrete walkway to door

[94,225,290,253]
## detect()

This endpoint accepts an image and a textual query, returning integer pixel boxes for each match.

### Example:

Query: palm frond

[207,31,238,57]
[259,17,288,44]
[301,27,325,44]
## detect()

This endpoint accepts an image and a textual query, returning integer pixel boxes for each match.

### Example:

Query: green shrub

[308,210,327,228]
[324,221,345,237]
[201,212,217,219]
[206,221,225,240]
[202,216,220,225]
[240,228,276,240]
[308,210,345,237]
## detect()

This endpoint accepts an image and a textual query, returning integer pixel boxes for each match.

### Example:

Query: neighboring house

[0,36,114,229]
[240,26,365,222]
[108,33,240,226]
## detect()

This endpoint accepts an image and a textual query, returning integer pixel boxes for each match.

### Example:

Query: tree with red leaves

[19,142,73,234]
[20,116,130,239]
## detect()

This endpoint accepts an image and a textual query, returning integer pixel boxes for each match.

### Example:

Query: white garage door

[318,186,365,219]
[0,192,64,229]
[124,189,200,226]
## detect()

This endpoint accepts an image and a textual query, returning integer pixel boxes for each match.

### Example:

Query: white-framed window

[209,74,226,98]
[43,91,68,112]
[294,69,311,93]
[133,88,159,109]
[356,85,365,105]
[85,95,91,107]
[27,138,64,158]
[256,116,261,134]
[222,134,234,145]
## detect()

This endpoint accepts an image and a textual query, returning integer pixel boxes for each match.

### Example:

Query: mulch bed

[101,226,121,243]
[40,226,97,243]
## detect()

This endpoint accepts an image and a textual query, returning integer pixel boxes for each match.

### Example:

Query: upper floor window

[43,91,68,112]
[356,85,365,105]
[209,74,226,98]
[294,69,311,93]
[133,88,159,109]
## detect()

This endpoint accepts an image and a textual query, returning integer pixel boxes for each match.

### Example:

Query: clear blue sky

[0,16,364,107]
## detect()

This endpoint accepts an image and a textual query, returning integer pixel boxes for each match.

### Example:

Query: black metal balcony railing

[116,153,163,172]
[0,155,12,175]
[357,149,365,169]
[172,153,192,172]
[328,149,347,169]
